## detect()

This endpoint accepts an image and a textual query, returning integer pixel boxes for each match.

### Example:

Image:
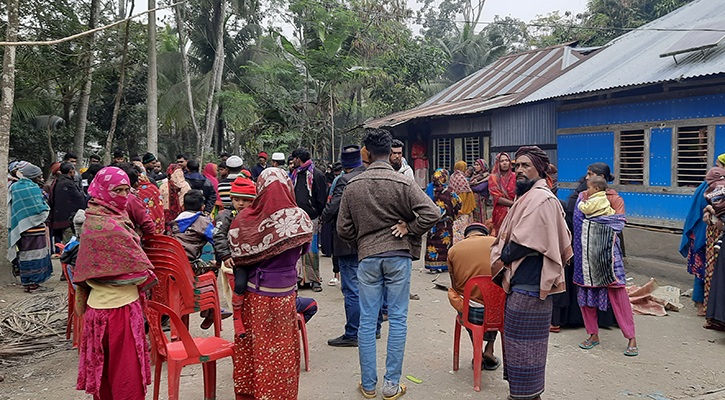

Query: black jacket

[212,208,236,262]
[321,165,366,256]
[293,166,328,220]
[49,174,87,230]
[185,172,217,213]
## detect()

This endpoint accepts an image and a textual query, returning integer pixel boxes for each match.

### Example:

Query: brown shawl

[490,179,573,299]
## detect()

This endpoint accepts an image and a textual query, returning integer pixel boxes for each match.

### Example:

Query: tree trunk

[74,0,99,164]
[0,0,19,269]
[200,0,225,164]
[175,2,201,157]
[103,12,133,165]
[147,0,158,156]
[330,84,334,163]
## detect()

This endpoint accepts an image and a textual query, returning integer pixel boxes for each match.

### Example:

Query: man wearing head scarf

[489,145,572,400]
[8,164,54,292]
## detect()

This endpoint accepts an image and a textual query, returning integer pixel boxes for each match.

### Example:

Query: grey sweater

[337,161,439,261]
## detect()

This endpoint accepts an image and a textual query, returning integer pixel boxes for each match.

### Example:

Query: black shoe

[376,332,381,339]
[311,282,322,292]
[328,335,358,347]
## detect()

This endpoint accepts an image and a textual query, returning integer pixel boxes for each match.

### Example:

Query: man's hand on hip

[391,220,408,237]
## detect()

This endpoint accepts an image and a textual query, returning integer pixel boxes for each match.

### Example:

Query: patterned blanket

[580,219,617,287]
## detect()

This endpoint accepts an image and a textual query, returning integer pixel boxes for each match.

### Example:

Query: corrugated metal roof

[365,43,586,128]
[523,0,725,104]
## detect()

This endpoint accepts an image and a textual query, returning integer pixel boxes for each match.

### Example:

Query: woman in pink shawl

[204,162,223,218]
[74,166,157,400]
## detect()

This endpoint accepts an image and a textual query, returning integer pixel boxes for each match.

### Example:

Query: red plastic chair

[148,260,222,337]
[452,275,506,392]
[146,301,234,400]
[297,313,310,371]
[60,263,83,350]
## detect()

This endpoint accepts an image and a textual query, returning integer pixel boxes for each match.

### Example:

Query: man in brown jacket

[337,128,439,400]
[447,223,500,371]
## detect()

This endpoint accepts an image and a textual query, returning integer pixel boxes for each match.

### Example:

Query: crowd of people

[8,129,725,400]
[681,153,725,333]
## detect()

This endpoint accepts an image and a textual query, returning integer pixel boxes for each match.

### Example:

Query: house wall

[556,93,725,228]
[490,102,558,167]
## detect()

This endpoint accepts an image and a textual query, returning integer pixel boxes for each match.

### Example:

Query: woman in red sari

[228,168,313,400]
[488,152,516,235]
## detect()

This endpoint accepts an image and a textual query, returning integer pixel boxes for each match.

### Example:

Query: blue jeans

[339,255,383,339]
[357,256,411,390]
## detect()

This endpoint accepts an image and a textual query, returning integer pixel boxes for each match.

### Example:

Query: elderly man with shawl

[490,146,572,400]
[227,168,313,400]
[488,153,516,235]
[8,163,54,293]
[74,166,157,400]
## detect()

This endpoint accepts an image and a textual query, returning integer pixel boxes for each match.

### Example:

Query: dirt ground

[1,255,725,400]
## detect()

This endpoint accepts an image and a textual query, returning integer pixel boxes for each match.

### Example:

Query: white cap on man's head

[226,155,243,168]
[271,152,286,163]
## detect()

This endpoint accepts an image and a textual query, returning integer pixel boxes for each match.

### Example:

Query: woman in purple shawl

[573,188,638,356]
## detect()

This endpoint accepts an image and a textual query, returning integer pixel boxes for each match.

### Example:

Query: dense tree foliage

[4,0,695,169]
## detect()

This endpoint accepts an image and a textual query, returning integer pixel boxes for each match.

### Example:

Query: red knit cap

[49,162,61,175]
[258,152,268,159]
[231,171,257,199]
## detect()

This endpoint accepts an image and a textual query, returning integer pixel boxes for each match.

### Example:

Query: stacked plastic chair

[452,275,506,392]
[143,235,222,336]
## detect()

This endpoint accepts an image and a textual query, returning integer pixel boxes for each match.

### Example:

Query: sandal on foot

[359,382,376,398]
[704,323,725,331]
[550,325,561,333]
[409,293,420,300]
[579,339,600,349]
[382,383,406,400]
[483,355,501,371]
[624,346,639,356]
[200,316,214,330]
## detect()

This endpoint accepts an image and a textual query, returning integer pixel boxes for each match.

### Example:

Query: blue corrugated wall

[556,93,725,225]
[559,94,725,129]
[649,128,671,186]
[557,132,614,183]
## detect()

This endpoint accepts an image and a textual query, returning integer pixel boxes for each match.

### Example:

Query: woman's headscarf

[133,162,165,234]
[204,163,220,199]
[449,161,475,215]
[228,168,313,266]
[88,166,131,210]
[469,159,490,186]
[490,152,513,198]
[426,168,449,200]
[449,161,472,194]
[75,167,153,282]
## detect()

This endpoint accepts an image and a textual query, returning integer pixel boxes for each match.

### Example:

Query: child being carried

[704,167,725,251]
[578,176,615,218]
